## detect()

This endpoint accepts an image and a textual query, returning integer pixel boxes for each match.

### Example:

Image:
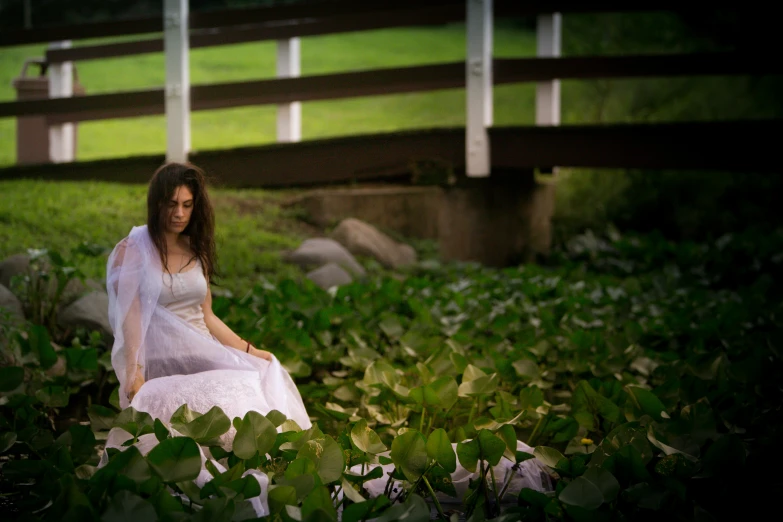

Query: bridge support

[48,41,74,163]
[277,38,302,142]
[466,0,493,177]
[293,172,555,267]
[164,0,190,163]
[536,13,561,174]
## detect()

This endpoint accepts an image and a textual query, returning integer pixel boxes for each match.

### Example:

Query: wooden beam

[2,0,693,49]
[1,53,779,122]
[46,5,466,64]
[0,121,777,186]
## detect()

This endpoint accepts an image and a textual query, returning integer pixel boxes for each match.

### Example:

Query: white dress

[100,225,312,517]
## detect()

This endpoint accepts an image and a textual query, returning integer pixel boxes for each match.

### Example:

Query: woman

[106,161,311,433]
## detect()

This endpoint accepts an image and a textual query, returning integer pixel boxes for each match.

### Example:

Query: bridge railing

[0,0,779,176]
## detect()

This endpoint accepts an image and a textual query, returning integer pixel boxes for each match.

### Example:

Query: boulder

[57,291,112,343]
[0,283,24,323]
[306,263,353,290]
[282,238,366,277]
[330,218,417,269]
[0,253,30,290]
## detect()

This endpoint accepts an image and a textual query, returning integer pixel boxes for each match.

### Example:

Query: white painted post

[535,13,561,126]
[276,37,301,142]
[164,0,190,163]
[48,41,74,163]
[466,0,492,177]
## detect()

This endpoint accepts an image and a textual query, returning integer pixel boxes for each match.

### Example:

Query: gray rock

[0,253,30,290]
[306,263,353,290]
[282,238,366,277]
[0,283,24,323]
[330,218,417,269]
[57,291,113,343]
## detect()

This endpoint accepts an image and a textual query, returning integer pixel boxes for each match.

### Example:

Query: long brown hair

[147,162,219,283]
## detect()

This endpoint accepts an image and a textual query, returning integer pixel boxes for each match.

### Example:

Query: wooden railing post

[466,0,492,177]
[164,0,190,163]
[535,13,561,127]
[277,37,302,142]
[48,40,73,163]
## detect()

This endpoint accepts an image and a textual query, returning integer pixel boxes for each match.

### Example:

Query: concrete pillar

[164,0,190,163]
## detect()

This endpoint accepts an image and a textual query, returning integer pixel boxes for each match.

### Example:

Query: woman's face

[166,185,194,235]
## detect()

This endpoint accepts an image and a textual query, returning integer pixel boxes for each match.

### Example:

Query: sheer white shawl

[106,225,310,428]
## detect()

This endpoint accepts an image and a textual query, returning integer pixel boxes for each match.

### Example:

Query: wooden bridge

[0,1,779,265]
[0,0,779,185]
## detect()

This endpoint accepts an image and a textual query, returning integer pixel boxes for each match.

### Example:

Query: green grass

[0,179,308,293]
[0,22,538,165]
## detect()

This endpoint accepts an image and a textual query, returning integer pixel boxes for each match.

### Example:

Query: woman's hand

[127,368,145,402]
[249,346,273,361]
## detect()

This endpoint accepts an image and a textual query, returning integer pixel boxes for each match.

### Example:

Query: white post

[535,14,561,126]
[48,41,74,163]
[276,37,301,142]
[466,0,492,178]
[164,0,190,163]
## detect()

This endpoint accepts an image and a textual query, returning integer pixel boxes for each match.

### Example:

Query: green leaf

[267,410,288,427]
[426,376,459,411]
[268,485,298,513]
[558,476,604,510]
[154,419,169,443]
[341,476,366,503]
[512,358,540,380]
[496,424,517,462]
[91,445,151,485]
[172,405,230,444]
[343,466,383,483]
[170,403,200,425]
[0,366,24,392]
[302,485,337,522]
[456,438,479,473]
[297,436,344,484]
[114,407,155,438]
[426,428,456,473]
[390,430,428,482]
[146,436,201,483]
[462,364,487,382]
[100,489,158,522]
[375,493,430,522]
[62,424,96,466]
[35,385,70,408]
[64,347,98,371]
[29,325,57,370]
[427,465,457,497]
[458,374,498,397]
[573,381,621,424]
[533,446,566,468]
[519,386,544,411]
[342,497,391,522]
[582,466,620,502]
[88,404,117,432]
[109,386,121,410]
[476,429,506,467]
[0,431,17,453]
[626,385,669,422]
[233,411,277,460]
[351,419,387,455]
[285,457,317,479]
[379,315,404,340]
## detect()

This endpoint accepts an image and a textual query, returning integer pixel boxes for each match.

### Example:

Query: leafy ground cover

[1,226,780,520]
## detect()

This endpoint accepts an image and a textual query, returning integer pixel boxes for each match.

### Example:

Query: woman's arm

[111,239,145,401]
[202,284,272,361]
